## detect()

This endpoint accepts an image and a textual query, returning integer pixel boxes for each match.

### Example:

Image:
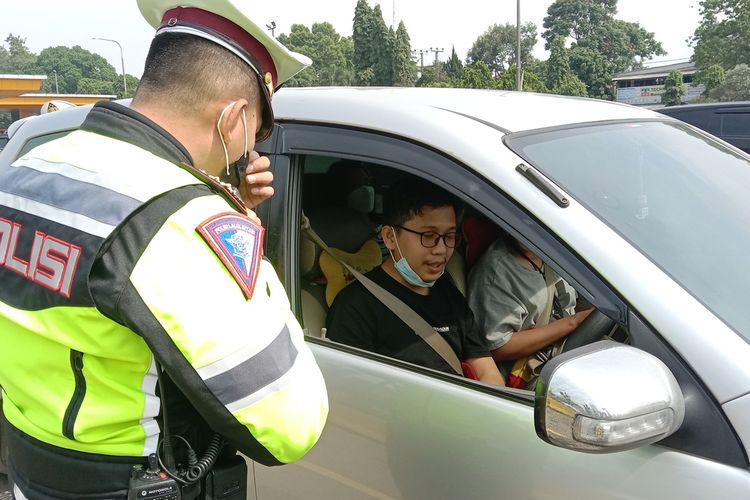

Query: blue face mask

[388,226,442,288]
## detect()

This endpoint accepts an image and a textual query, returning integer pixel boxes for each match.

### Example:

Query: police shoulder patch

[197,212,265,299]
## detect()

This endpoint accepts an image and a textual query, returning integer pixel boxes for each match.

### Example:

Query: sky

[1,0,702,78]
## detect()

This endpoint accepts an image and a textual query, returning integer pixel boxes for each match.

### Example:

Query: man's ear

[381,225,396,250]
[217,99,249,145]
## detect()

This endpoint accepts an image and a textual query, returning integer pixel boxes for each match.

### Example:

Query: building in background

[613,62,705,108]
[0,74,114,132]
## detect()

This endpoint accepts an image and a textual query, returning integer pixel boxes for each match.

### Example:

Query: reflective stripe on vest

[0,130,201,456]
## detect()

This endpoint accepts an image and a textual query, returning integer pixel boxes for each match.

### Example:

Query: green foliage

[351,0,411,86]
[692,0,750,71]
[544,37,587,96]
[662,70,685,106]
[556,74,588,96]
[416,62,451,87]
[709,64,750,102]
[694,64,725,96]
[456,62,497,90]
[279,23,355,86]
[393,21,417,86]
[0,35,137,98]
[542,0,664,99]
[36,45,119,94]
[371,5,394,85]
[445,46,463,80]
[352,0,380,85]
[542,0,617,46]
[0,34,37,73]
[569,46,612,99]
[496,65,548,92]
[467,23,538,76]
[545,37,570,89]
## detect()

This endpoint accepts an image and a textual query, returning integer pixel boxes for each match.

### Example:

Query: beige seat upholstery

[446,251,467,296]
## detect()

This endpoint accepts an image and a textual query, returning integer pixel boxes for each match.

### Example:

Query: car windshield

[507,120,750,340]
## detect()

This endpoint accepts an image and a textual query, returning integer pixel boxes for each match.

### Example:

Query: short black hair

[134,33,259,113]
[382,177,458,226]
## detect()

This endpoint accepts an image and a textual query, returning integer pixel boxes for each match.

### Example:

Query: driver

[467,230,592,388]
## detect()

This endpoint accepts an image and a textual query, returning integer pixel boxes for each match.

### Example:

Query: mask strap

[242,109,248,154]
[217,101,235,176]
[389,226,404,262]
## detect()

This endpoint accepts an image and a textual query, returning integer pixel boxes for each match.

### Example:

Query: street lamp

[516,0,522,91]
[92,37,127,96]
[266,21,276,38]
[52,69,59,94]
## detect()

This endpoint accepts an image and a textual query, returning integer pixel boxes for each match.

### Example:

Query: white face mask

[347,185,375,214]
[216,101,248,186]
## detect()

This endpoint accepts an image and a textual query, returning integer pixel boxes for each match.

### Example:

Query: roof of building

[613,62,697,82]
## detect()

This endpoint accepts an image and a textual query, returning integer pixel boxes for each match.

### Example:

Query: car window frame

[265,120,747,468]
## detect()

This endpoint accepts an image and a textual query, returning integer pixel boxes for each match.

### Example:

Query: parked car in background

[658,101,750,153]
[0,133,8,152]
[2,89,750,499]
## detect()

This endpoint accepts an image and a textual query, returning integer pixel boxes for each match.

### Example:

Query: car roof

[273,87,663,135]
[4,88,665,152]
[658,101,750,114]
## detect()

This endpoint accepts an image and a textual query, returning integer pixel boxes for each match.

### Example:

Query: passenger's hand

[568,308,594,330]
[240,151,274,209]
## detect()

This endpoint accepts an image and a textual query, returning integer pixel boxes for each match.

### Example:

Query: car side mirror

[534,340,684,453]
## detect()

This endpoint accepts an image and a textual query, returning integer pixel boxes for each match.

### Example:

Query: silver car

[1,88,749,499]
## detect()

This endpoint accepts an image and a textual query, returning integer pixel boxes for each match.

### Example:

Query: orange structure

[0,74,115,128]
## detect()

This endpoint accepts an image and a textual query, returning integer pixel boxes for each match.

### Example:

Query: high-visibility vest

[0,128,328,494]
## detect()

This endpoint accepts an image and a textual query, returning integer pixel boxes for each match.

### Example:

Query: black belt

[6,423,145,500]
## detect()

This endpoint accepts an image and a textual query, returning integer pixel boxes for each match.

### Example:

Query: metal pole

[52,70,59,93]
[93,37,127,96]
[516,0,522,91]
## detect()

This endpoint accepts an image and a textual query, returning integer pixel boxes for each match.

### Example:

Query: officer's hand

[240,151,274,209]
[246,209,261,225]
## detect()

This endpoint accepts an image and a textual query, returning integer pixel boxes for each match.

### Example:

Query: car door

[251,122,749,500]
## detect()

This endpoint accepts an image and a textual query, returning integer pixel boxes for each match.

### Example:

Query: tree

[370,5,394,85]
[466,22,538,76]
[496,65,548,92]
[277,23,354,86]
[456,62,497,90]
[542,0,664,98]
[415,62,451,87]
[352,0,377,84]
[569,46,612,99]
[36,45,119,95]
[542,0,617,47]
[694,64,725,97]
[709,64,750,102]
[445,46,463,81]
[0,35,37,74]
[691,0,750,71]
[544,37,587,96]
[393,21,417,86]
[662,70,685,106]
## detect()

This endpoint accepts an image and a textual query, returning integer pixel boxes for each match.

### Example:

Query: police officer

[0,1,328,498]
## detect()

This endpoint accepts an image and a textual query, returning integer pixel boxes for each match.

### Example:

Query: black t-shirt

[326,266,490,374]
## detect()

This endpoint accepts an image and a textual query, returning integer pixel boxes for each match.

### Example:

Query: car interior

[296,154,627,388]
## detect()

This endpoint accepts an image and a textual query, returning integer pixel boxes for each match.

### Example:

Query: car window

[673,109,713,132]
[720,113,750,137]
[507,120,750,339]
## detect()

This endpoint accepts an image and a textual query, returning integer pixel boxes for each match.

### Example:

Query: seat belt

[301,216,463,376]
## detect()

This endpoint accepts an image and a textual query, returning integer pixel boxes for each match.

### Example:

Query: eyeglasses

[396,225,461,248]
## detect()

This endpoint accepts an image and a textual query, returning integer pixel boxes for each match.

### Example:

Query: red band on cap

[160,6,278,89]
